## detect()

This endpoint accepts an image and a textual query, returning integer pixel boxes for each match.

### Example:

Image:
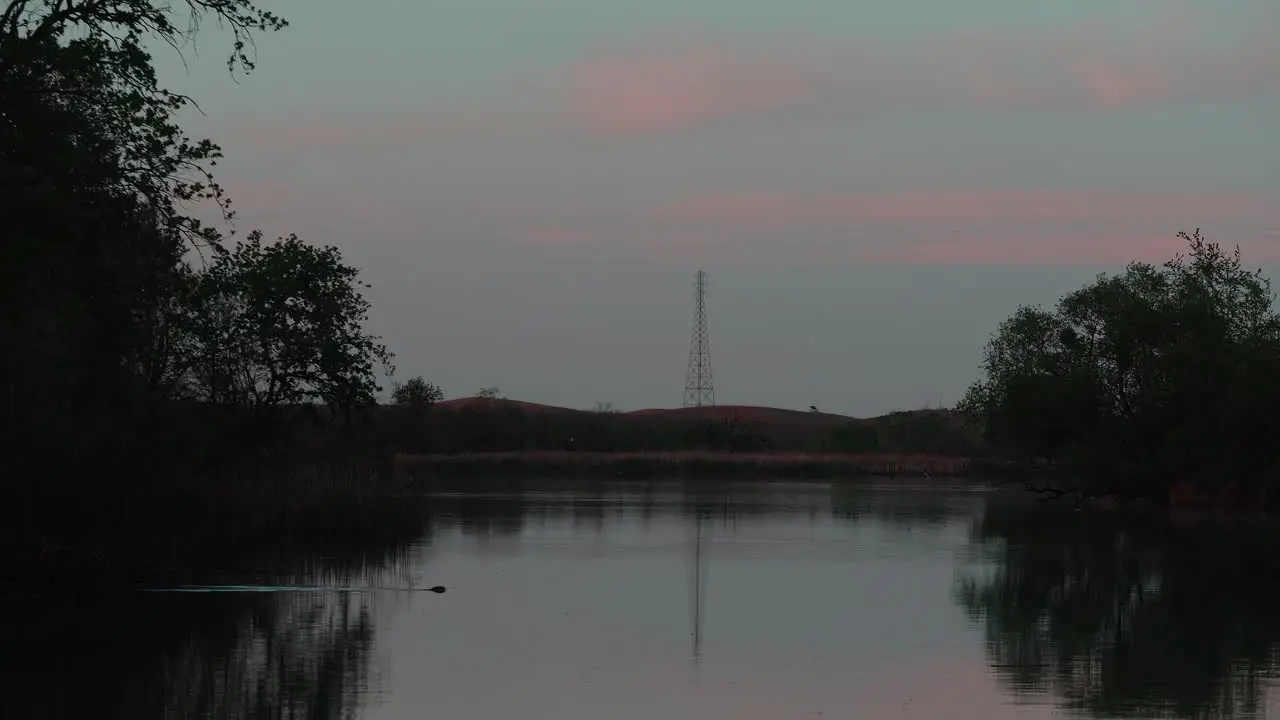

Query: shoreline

[391,451,1010,478]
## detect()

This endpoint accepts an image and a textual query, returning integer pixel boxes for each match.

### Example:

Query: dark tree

[187,231,394,412]
[392,377,444,407]
[958,230,1280,503]
[1,0,288,477]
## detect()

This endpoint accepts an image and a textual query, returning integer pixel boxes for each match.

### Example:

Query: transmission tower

[682,270,715,407]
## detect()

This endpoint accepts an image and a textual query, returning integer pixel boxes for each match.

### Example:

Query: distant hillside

[435,397,578,415]
[383,398,980,456]
[438,396,853,418]
[627,404,853,424]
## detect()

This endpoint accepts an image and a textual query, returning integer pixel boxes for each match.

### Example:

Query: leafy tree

[958,230,1280,499]
[1,1,286,76]
[477,387,502,399]
[392,377,444,407]
[185,231,394,413]
[2,0,287,247]
[1,0,287,473]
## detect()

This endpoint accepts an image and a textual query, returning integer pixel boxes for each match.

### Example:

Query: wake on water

[140,584,447,594]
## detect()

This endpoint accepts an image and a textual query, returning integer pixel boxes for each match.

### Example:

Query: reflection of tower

[688,509,710,664]
[682,270,715,408]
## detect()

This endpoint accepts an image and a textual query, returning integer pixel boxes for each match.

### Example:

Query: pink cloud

[547,5,1279,138]
[527,189,1280,266]
[210,177,425,238]
[225,106,546,153]
[214,179,1280,268]
[507,227,1222,268]
[884,233,1195,266]
[518,227,593,248]
[567,35,819,136]
[654,190,1277,228]
[222,4,1279,148]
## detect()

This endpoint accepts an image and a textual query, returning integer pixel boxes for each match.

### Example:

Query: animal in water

[142,584,449,594]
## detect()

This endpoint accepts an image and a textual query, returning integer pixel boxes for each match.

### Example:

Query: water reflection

[3,590,382,719]
[377,479,1002,720]
[956,502,1280,718]
[1,496,433,720]
[689,507,709,665]
[7,479,1280,719]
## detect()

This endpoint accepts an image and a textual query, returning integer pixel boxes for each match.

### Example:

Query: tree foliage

[2,0,286,247]
[186,231,394,410]
[1,20,226,462]
[392,376,444,407]
[2,0,394,478]
[1,1,287,74]
[958,230,1280,497]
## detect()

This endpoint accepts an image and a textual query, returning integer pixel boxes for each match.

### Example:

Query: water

[5,478,1280,719]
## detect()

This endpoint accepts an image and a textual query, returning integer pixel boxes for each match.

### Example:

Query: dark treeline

[959,232,1280,510]
[2,2,388,481]
[957,501,1280,718]
[1,1,402,583]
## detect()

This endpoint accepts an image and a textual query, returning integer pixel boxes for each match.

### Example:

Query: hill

[438,398,857,423]
[626,404,854,425]
[387,398,977,456]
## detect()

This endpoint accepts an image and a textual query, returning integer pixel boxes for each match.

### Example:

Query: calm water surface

[7,478,1280,719]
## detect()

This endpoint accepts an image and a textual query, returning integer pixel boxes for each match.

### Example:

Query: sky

[157,0,1280,416]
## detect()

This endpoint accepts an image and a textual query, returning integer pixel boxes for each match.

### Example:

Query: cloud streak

[565,34,821,137]
[555,4,1280,138]
[226,3,1280,148]
[653,190,1277,227]
[518,189,1280,266]
[207,2,1280,270]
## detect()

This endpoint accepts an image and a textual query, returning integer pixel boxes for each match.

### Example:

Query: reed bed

[392,451,991,479]
[5,458,423,590]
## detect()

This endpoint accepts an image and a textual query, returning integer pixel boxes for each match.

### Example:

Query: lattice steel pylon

[682,270,715,407]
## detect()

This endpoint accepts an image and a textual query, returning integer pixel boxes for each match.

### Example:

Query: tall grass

[3,457,425,591]
[391,451,991,479]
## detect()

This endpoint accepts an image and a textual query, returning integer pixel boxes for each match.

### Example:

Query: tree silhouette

[2,0,292,479]
[187,231,393,411]
[2,0,406,589]
[392,377,444,407]
[959,230,1280,502]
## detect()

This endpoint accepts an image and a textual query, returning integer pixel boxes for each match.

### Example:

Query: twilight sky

[159,0,1280,416]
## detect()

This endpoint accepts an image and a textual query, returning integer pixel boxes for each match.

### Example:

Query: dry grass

[391,451,976,478]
